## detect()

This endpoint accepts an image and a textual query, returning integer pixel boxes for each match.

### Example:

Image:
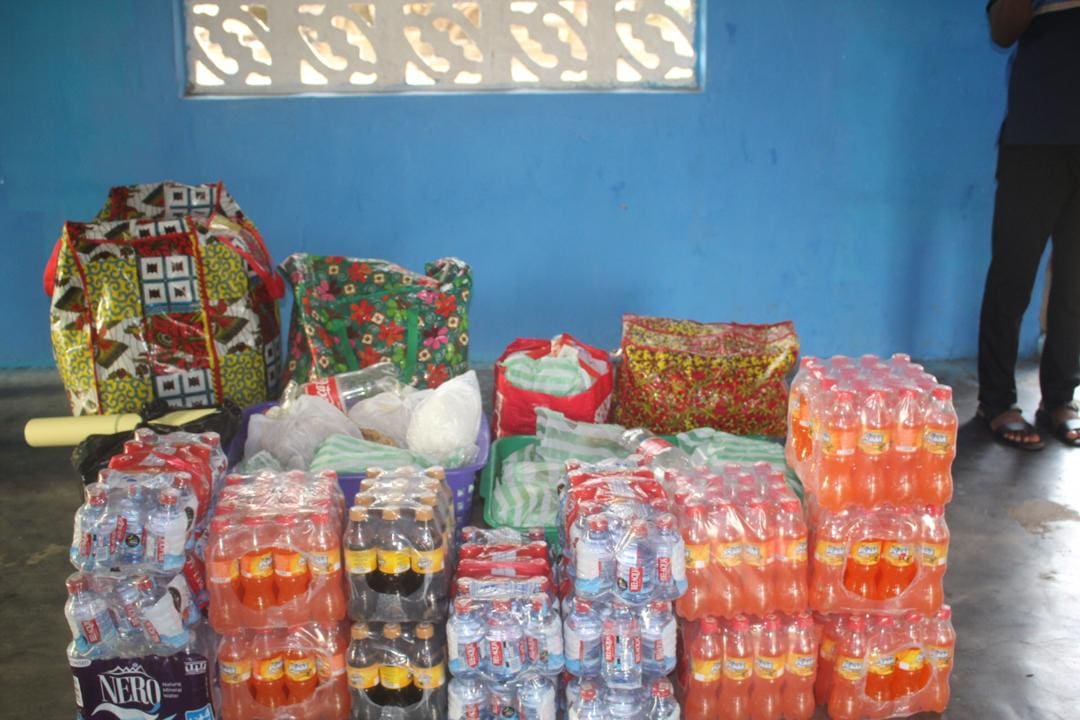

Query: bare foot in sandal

[1045,403,1080,447]
[989,408,1044,448]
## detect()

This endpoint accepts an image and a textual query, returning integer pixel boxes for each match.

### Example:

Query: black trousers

[978,145,1080,413]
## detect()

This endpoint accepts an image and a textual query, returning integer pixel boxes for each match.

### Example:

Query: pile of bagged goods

[42,182,955,720]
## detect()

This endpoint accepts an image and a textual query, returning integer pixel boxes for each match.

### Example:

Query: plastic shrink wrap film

[678,613,818,720]
[815,610,955,720]
[206,470,347,631]
[346,467,454,623]
[217,622,351,720]
[809,505,948,615]
[786,354,956,510]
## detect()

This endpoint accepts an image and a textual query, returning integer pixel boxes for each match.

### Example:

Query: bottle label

[639,437,675,463]
[308,548,341,575]
[894,426,921,453]
[379,664,412,690]
[564,625,582,662]
[449,694,484,720]
[657,555,672,583]
[815,539,846,566]
[301,377,345,411]
[821,428,857,457]
[836,655,866,681]
[755,654,784,680]
[527,636,541,662]
[377,548,412,575]
[850,540,882,566]
[76,528,92,560]
[923,427,953,455]
[686,543,710,570]
[316,651,346,679]
[785,537,809,562]
[285,657,317,682]
[208,558,239,584]
[927,644,953,669]
[253,657,284,682]
[412,547,446,574]
[882,541,915,568]
[346,548,377,574]
[80,618,102,645]
[896,647,926,672]
[723,657,752,682]
[868,651,896,676]
[786,651,816,677]
[859,428,890,455]
[413,662,446,689]
[240,550,274,580]
[617,560,645,593]
[274,550,307,578]
[742,541,768,567]
[462,640,482,669]
[921,542,948,567]
[488,638,523,674]
[712,541,743,568]
[220,658,252,684]
[347,663,379,690]
[690,656,722,683]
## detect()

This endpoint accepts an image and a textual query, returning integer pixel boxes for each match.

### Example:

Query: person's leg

[979,145,1073,442]
[1039,146,1080,441]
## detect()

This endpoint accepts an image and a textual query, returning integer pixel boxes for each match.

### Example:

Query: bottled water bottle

[448,597,486,676]
[564,598,603,676]
[70,483,109,571]
[640,601,677,676]
[115,575,155,643]
[646,678,680,720]
[170,473,198,548]
[484,600,525,681]
[602,603,642,690]
[615,521,655,604]
[116,483,146,565]
[576,516,614,599]
[145,488,186,572]
[64,573,117,658]
[606,686,647,720]
[517,676,557,720]
[571,681,606,720]
[524,594,564,674]
[448,677,488,720]
[490,682,519,720]
[652,514,687,600]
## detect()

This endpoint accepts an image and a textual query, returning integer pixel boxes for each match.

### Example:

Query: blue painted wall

[0,1,1034,368]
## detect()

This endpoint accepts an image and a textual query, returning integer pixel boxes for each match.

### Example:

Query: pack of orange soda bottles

[665,463,809,620]
[786,354,957,509]
[815,609,955,719]
[678,612,819,720]
[217,622,351,720]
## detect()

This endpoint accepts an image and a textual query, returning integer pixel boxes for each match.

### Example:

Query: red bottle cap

[931,385,953,402]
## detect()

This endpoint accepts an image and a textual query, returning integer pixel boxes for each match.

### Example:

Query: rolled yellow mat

[24,409,218,448]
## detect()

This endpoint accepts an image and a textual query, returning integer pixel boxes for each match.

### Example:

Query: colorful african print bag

[45,181,283,415]
[613,315,799,436]
[281,254,471,389]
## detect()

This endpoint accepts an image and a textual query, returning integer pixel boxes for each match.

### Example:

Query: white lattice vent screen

[184,1,699,94]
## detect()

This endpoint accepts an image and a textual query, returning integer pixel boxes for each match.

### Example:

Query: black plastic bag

[71,399,242,484]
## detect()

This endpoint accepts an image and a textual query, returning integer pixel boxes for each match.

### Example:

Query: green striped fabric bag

[500,351,594,397]
[533,408,625,463]
[675,427,803,497]
[310,433,421,474]
[489,446,565,528]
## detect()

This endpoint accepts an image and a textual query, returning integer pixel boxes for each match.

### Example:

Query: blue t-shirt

[991,1,1080,144]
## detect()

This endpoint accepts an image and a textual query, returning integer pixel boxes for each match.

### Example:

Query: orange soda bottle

[315,622,351,718]
[787,358,820,470]
[684,617,723,720]
[827,616,867,720]
[772,498,808,615]
[819,390,859,510]
[878,512,918,601]
[814,616,843,705]
[284,625,319,704]
[843,526,881,601]
[207,516,243,631]
[919,385,957,505]
[750,614,785,720]
[717,615,752,720]
[925,605,956,713]
[739,501,773,616]
[252,630,287,709]
[810,512,848,612]
[864,615,899,705]
[708,500,745,618]
[890,387,923,505]
[218,629,252,720]
[918,504,949,613]
[307,510,346,622]
[781,612,817,720]
[676,504,712,621]
[274,513,310,623]
[856,387,892,507]
[240,516,276,614]
[892,612,931,699]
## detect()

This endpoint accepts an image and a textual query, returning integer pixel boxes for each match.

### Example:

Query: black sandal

[977,404,1045,451]
[1036,403,1080,448]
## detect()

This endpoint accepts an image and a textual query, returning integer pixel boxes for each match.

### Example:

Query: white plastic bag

[346,386,416,448]
[244,395,363,470]
[406,370,482,466]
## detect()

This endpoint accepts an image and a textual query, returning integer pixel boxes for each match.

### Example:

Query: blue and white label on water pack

[72,653,211,720]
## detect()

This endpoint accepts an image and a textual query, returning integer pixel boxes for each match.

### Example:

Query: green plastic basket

[480,435,561,548]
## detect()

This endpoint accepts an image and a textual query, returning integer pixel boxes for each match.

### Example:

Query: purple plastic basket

[227,402,490,526]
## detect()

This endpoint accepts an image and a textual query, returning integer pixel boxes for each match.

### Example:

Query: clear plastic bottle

[772,497,808,614]
[284,363,401,411]
[273,513,310,618]
[345,506,379,620]
[640,600,677,676]
[115,574,155,646]
[718,615,753,720]
[448,677,488,720]
[646,677,680,720]
[576,516,615,599]
[891,386,924,505]
[652,513,687,600]
[70,482,109,571]
[524,593,564,674]
[602,602,642,689]
[920,385,957,505]
[828,616,868,720]
[171,472,199,542]
[411,506,448,619]
[347,623,381,720]
[573,681,606,720]
[925,605,956,713]
[857,387,893,507]
[218,629,252,720]
[64,573,118,658]
[619,428,693,470]
[606,685,647,720]
[448,597,487,676]
[918,504,950,613]
[781,612,817,720]
[308,509,346,622]
[484,599,525,681]
[413,622,448,720]
[819,389,859,510]
[563,598,603,676]
[684,617,722,720]
[750,614,785,720]
[116,483,147,565]
[517,675,557,720]
[284,625,318,704]
[144,487,186,572]
[615,520,655,605]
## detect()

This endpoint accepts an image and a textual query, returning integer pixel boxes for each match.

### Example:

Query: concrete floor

[3,362,1079,719]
